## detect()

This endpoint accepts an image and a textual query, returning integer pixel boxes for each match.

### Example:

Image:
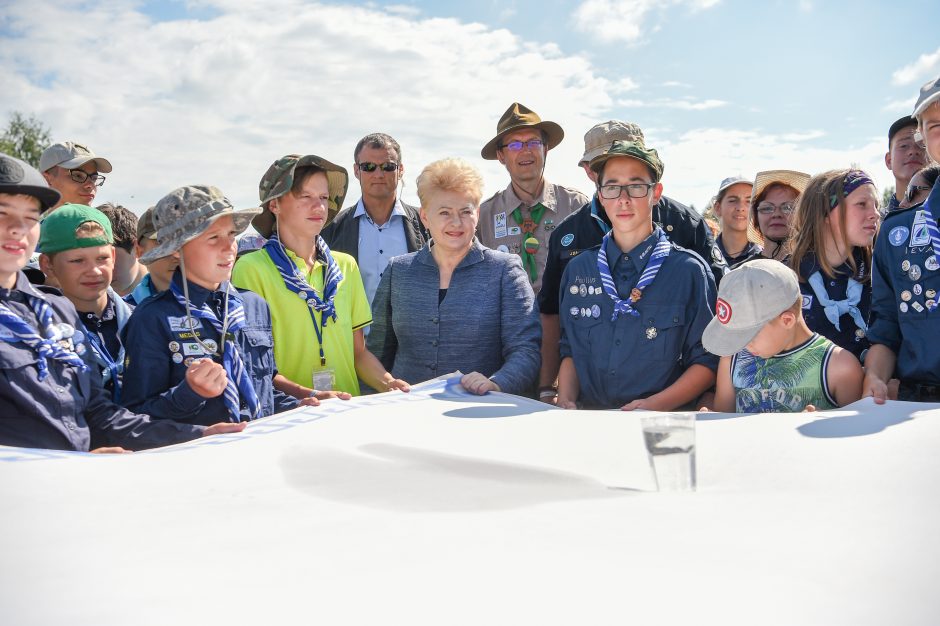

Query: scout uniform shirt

[558,228,718,409]
[232,246,371,396]
[539,195,729,316]
[121,272,299,425]
[0,273,204,451]
[797,251,871,362]
[477,180,589,294]
[79,288,133,401]
[868,204,940,386]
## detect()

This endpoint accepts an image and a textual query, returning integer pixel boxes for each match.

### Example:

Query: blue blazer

[367,241,541,394]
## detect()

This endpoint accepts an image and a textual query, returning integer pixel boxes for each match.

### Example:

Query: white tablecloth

[1,376,938,625]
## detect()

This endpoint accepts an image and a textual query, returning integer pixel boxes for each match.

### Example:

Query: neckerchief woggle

[511,203,546,282]
[81,321,123,401]
[807,271,868,332]
[169,281,260,421]
[263,233,343,366]
[922,180,940,312]
[0,293,87,380]
[596,229,671,320]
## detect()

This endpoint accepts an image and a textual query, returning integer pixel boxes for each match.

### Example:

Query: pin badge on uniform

[926,257,940,271]
[927,289,937,299]
[901,290,912,302]
[581,308,590,317]
[298,291,308,300]
[901,260,911,272]
[579,284,587,297]
[909,265,922,281]
[927,299,937,309]
[168,341,180,352]
[855,328,866,339]
[569,285,579,295]
[172,353,184,364]
[204,339,218,353]
[646,327,658,340]
[900,302,909,313]
[914,284,923,296]
[589,304,599,318]
[570,306,580,318]
[912,301,925,313]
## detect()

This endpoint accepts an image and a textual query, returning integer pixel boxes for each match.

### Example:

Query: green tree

[0,112,52,168]
[882,185,895,209]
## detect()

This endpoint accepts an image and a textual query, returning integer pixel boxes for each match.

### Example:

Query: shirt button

[379,249,384,254]
[431,317,439,324]
[673,316,679,323]
[432,340,439,347]
[56,387,66,394]
[615,340,621,346]
[609,370,616,376]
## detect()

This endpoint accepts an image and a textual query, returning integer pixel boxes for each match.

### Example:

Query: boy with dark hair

[38,205,133,401]
[125,206,178,304]
[0,152,243,451]
[702,260,863,412]
[122,185,309,424]
[96,202,148,296]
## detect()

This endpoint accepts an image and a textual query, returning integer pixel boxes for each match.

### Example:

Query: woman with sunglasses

[750,170,811,261]
[788,169,880,361]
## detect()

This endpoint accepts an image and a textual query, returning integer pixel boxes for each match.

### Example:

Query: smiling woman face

[420,190,479,256]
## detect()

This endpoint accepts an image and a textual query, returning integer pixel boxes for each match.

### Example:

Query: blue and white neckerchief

[923,181,940,312]
[0,294,87,380]
[263,232,343,366]
[82,326,122,400]
[807,271,868,332]
[170,281,260,422]
[596,230,671,320]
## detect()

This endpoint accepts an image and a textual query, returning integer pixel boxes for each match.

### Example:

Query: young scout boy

[124,206,178,305]
[555,140,718,410]
[0,153,244,451]
[702,260,863,413]
[121,185,309,425]
[38,205,134,401]
[865,76,940,403]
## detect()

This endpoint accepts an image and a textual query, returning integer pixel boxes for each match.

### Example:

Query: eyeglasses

[358,161,399,173]
[598,182,655,200]
[68,169,106,187]
[905,184,932,202]
[755,202,795,215]
[498,139,544,152]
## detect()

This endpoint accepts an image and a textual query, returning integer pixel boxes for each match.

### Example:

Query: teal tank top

[731,333,838,413]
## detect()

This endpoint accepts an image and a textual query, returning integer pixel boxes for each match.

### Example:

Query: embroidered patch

[716,298,732,324]
[888,226,909,247]
[494,212,507,239]
[801,295,813,309]
[561,233,575,247]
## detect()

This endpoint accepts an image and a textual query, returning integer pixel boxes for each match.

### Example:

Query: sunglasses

[358,161,399,173]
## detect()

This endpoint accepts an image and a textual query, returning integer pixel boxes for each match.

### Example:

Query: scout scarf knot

[170,282,260,421]
[512,203,546,282]
[807,271,868,332]
[923,181,940,312]
[597,230,670,320]
[0,295,87,380]
[264,233,343,322]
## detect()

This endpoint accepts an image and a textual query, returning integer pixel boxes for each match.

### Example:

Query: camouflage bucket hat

[140,185,261,264]
[589,139,665,182]
[252,154,348,238]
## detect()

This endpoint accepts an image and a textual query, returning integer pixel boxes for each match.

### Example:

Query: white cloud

[798,0,813,13]
[661,81,691,89]
[617,97,728,111]
[882,96,917,113]
[891,47,940,86]
[384,4,421,18]
[572,0,720,44]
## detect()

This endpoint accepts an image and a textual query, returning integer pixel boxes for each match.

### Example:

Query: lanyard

[81,323,122,401]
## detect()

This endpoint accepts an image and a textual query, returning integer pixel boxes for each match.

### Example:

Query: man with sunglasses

[39,142,112,214]
[322,133,428,306]
[477,103,589,296]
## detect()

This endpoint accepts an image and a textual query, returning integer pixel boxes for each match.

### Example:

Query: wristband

[539,389,558,399]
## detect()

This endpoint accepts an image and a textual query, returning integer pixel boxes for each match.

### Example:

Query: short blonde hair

[416,158,484,208]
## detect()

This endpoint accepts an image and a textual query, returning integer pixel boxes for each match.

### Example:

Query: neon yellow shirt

[232,247,371,395]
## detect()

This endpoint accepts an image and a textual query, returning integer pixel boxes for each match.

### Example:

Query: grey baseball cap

[0,152,61,210]
[702,259,800,357]
[717,176,752,196]
[39,141,113,174]
[140,185,260,264]
[579,120,645,166]
[913,76,940,119]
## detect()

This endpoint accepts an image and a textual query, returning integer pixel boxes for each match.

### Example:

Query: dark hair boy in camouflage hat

[0,153,244,451]
[233,154,409,402]
[122,185,314,426]
[554,140,719,411]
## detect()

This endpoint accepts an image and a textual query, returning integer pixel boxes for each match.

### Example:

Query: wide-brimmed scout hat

[588,139,664,182]
[752,170,810,206]
[912,76,940,119]
[579,120,645,166]
[136,206,157,241]
[39,141,113,174]
[38,204,113,254]
[481,103,564,160]
[251,154,348,238]
[140,185,260,264]
[702,259,800,357]
[0,152,61,210]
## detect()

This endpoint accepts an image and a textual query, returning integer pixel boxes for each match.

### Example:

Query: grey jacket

[321,200,428,263]
[367,241,541,394]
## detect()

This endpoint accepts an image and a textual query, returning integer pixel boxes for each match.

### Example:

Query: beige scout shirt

[477,180,589,293]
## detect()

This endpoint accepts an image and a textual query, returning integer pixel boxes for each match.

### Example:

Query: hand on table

[460,372,499,395]
[202,422,247,437]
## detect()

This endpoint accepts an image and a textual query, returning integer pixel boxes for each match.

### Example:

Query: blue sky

[2,0,938,213]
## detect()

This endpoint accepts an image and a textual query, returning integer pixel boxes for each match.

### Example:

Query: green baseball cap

[589,139,664,182]
[38,204,113,254]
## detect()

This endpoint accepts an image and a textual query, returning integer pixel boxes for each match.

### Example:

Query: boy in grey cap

[39,141,112,212]
[702,260,862,413]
